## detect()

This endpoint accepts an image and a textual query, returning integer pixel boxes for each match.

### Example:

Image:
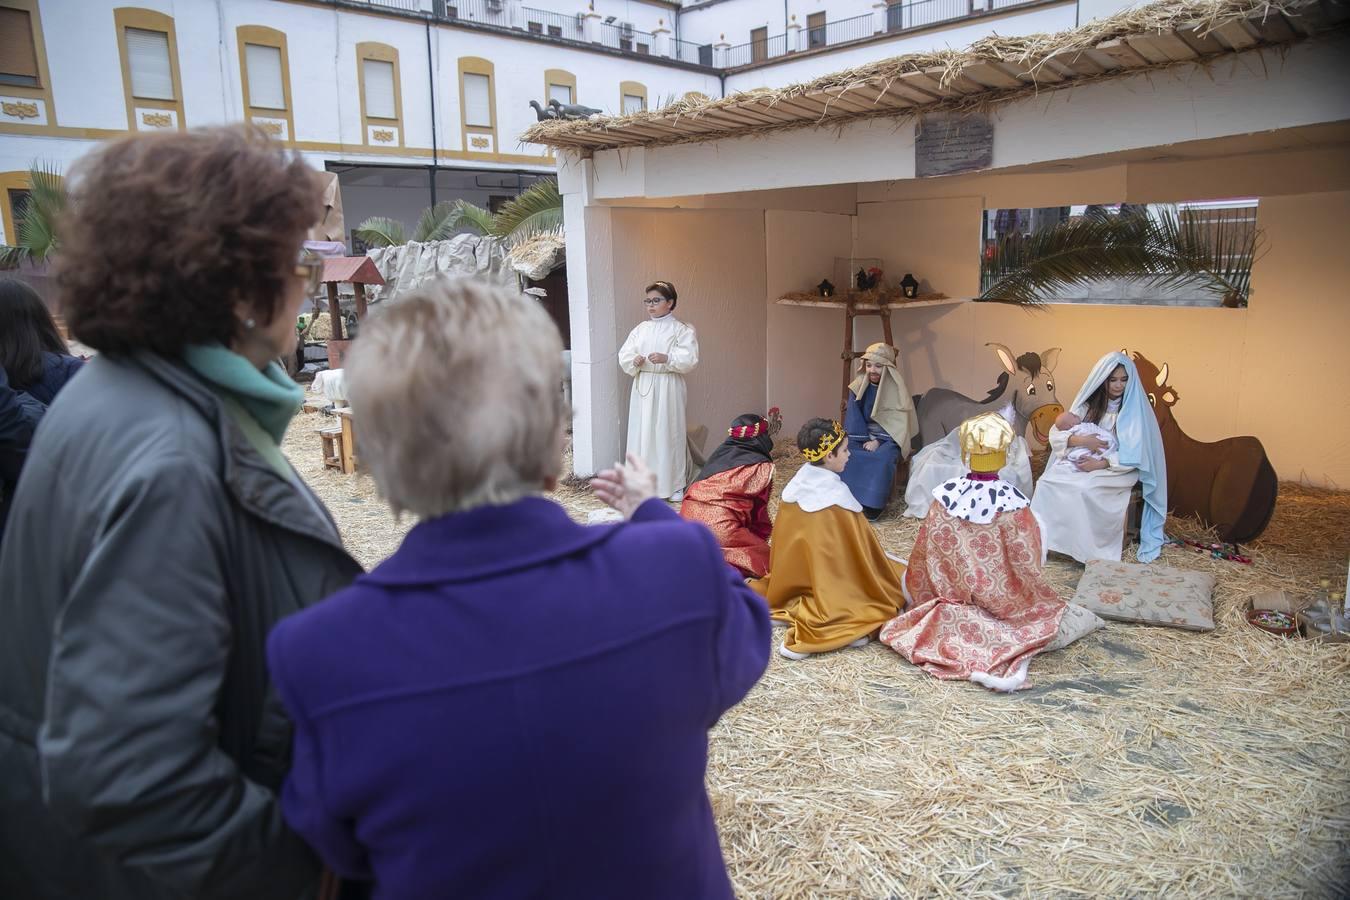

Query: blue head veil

[1068,351,1168,563]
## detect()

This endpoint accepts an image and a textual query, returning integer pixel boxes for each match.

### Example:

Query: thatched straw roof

[522,0,1349,153]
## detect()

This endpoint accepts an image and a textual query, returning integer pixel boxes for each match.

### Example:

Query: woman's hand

[1068,433,1109,453]
[1073,456,1110,473]
[632,355,646,368]
[647,352,669,364]
[863,439,880,452]
[590,453,659,519]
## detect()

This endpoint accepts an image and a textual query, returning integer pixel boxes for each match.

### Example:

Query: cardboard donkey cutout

[1132,352,1278,543]
[916,344,1065,450]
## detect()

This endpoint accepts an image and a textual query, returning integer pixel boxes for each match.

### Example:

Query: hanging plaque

[915,112,994,178]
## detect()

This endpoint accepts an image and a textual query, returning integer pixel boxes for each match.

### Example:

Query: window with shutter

[548,83,572,106]
[362,58,396,119]
[0,9,39,87]
[125,27,174,100]
[245,44,285,110]
[463,72,491,128]
[623,94,645,114]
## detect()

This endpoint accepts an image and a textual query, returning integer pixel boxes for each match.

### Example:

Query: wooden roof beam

[1212,19,1261,50]
[1094,38,1152,68]
[960,60,1027,90]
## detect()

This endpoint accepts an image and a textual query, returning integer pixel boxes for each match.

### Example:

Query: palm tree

[353,178,562,250]
[488,177,562,244]
[0,163,65,270]
[979,204,1261,308]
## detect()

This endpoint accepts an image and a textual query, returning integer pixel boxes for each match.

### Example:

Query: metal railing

[520,5,583,40]
[724,32,790,68]
[596,21,654,54]
[335,0,1047,71]
[672,39,712,66]
[439,0,511,28]
[820,13,875,47]
[357,0,428,11]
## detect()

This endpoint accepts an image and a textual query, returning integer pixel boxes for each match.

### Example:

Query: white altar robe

[1030,408,1139,563]
[618,315,699,499]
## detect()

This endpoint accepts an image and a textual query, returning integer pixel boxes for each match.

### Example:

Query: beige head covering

[848,342,918,457]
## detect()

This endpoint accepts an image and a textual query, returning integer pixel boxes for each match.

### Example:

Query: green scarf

[183,344,303,444]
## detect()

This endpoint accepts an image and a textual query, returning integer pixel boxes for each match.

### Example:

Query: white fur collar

[783,464,863,513]
[932,475,1030,525]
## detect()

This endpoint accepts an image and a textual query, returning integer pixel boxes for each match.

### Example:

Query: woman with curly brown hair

[0,125,362,900]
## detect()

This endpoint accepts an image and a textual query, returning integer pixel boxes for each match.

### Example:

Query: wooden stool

[317,424,343,471]
[1123,483,1145,550]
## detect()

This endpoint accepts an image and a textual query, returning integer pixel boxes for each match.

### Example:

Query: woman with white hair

[267,278,769,899]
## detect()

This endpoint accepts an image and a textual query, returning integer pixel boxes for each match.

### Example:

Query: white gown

[904,431,1034,519]
[1030,404,1140,563]
[618,314,699,499]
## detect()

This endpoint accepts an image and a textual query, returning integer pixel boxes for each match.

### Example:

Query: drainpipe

[425,18,439,208]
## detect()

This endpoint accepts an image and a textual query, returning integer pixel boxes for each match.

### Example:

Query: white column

[560,155,623,476]
[786,17,802,51]
[652,20,672,58]
[713,35,731,68]
[872,1,889,34]
[581,6,602,43]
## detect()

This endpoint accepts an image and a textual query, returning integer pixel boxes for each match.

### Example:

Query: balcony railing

[334,0,1047,70]
[521,6,583,40]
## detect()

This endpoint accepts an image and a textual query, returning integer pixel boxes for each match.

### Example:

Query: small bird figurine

[528,100,558,122]
[548,98,605,120]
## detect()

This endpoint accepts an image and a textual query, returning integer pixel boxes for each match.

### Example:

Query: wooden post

[840,300,855,422]
[326,282,344,340]
[353,282,367,321]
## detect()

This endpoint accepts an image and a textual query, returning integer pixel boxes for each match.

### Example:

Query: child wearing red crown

[750,418,907,660]
[680,412,778,578]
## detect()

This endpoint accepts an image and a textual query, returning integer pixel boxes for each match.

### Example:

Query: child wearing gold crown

[880,412,1067,691]
[750,418,906,660]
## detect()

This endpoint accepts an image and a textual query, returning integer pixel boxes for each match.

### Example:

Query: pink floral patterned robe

[880,501,1065,689]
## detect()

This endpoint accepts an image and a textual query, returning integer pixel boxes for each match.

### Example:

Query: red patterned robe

[679,462,774,578]
[880,501,1065,688]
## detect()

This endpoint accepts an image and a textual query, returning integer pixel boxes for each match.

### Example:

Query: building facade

[0,0,1125,246]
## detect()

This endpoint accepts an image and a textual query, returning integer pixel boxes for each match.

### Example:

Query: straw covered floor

[283,421,1350,896]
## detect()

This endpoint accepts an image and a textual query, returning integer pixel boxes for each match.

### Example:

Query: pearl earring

[244,318,256,329]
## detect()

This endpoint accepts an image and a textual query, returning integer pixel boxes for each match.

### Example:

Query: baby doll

[1054,410,1116,471]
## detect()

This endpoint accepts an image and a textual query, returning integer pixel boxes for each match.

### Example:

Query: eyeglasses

[296,251,323,294]
[642,297,667,306]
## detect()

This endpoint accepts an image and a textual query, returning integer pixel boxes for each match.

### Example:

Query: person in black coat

[0,278,83,540]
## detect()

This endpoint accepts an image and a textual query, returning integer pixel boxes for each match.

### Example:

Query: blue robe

[841,382,901,509]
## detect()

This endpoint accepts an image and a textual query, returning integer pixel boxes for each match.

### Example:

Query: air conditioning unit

[620,21,634,36]
[486,0,503,12]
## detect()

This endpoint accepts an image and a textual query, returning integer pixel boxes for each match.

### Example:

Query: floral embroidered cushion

[1071,560,1216,632]
[1044,602,1107,652]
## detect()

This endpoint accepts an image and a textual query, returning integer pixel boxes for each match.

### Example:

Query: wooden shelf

[775,296,970,311]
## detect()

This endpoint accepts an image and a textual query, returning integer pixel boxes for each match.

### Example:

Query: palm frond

[8,162,66,263]
[490,179,562,242]
[0,244,29,271]
[411,201,457,243]
[980,204,1261,307]
[353,216,407,248]
[444,199,495,238]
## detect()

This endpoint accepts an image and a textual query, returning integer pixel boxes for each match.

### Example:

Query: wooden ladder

[838,294,895,421]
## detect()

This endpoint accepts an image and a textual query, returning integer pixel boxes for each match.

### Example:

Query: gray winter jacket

[0,352,363,900]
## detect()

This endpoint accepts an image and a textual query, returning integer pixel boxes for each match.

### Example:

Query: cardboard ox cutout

[916,344,1065,450]
[1132,351,1278,543]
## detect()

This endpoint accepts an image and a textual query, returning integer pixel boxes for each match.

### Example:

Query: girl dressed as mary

[1031,351,1168,563]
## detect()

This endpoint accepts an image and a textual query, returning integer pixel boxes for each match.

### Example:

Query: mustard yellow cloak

[750,501,906,653]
